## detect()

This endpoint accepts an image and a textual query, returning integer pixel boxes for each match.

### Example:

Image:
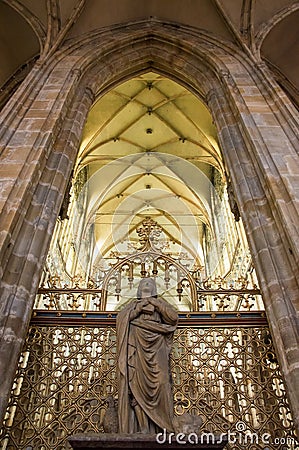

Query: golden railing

[0,314,298,450]
[35,273,262,312]
[37,217,262,312]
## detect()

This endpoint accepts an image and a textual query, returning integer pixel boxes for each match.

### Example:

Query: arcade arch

[0,20,298,429]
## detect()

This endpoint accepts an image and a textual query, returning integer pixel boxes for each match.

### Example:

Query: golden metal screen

[0,323,298,449]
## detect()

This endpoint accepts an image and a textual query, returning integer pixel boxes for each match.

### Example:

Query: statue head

[137,277,157,299]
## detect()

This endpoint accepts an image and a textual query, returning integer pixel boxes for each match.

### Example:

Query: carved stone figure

[227,181,240,222]
[102,396,118,433]
[117,277,178,434]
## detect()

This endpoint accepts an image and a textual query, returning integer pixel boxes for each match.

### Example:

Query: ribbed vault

[73,72,224,272]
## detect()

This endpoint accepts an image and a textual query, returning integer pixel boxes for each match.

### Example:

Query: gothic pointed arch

[0,19,298,432]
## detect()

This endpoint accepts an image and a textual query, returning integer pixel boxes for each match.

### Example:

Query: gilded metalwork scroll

[35,272,261,312]
[37,217,261,312]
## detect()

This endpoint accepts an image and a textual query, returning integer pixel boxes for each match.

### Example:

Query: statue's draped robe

[117,297,178,433]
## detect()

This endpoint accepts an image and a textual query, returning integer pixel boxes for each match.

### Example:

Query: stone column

[0,59,94,424]
[206,65,299,429]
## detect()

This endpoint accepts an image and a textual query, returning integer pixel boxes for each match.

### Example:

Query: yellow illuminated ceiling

[74,73,224,270]
[77,73,222,172]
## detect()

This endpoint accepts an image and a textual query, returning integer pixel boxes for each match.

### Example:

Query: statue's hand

[130,300,149,320]
[148,297,160,310]
[135,299,149,314]
[140,299,150,308]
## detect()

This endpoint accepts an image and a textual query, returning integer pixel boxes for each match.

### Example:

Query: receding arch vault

[72,72,224,274]
[0,20,298,430]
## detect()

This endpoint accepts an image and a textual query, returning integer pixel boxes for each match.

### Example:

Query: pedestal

[68,433,228,449]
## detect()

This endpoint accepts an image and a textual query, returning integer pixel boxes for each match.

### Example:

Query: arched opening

[39,72,260,312]
[1,69,297,449]
[0,21,298,446]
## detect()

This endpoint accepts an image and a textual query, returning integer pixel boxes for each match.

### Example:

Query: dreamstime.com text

[156,422,297,447]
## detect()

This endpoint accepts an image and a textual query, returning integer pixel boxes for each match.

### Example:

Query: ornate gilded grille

[37,217,262,312]
[1,322,298,450]
[35,270,262,312]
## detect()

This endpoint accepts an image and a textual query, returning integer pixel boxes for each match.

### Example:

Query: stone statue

[116,277,178,434]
